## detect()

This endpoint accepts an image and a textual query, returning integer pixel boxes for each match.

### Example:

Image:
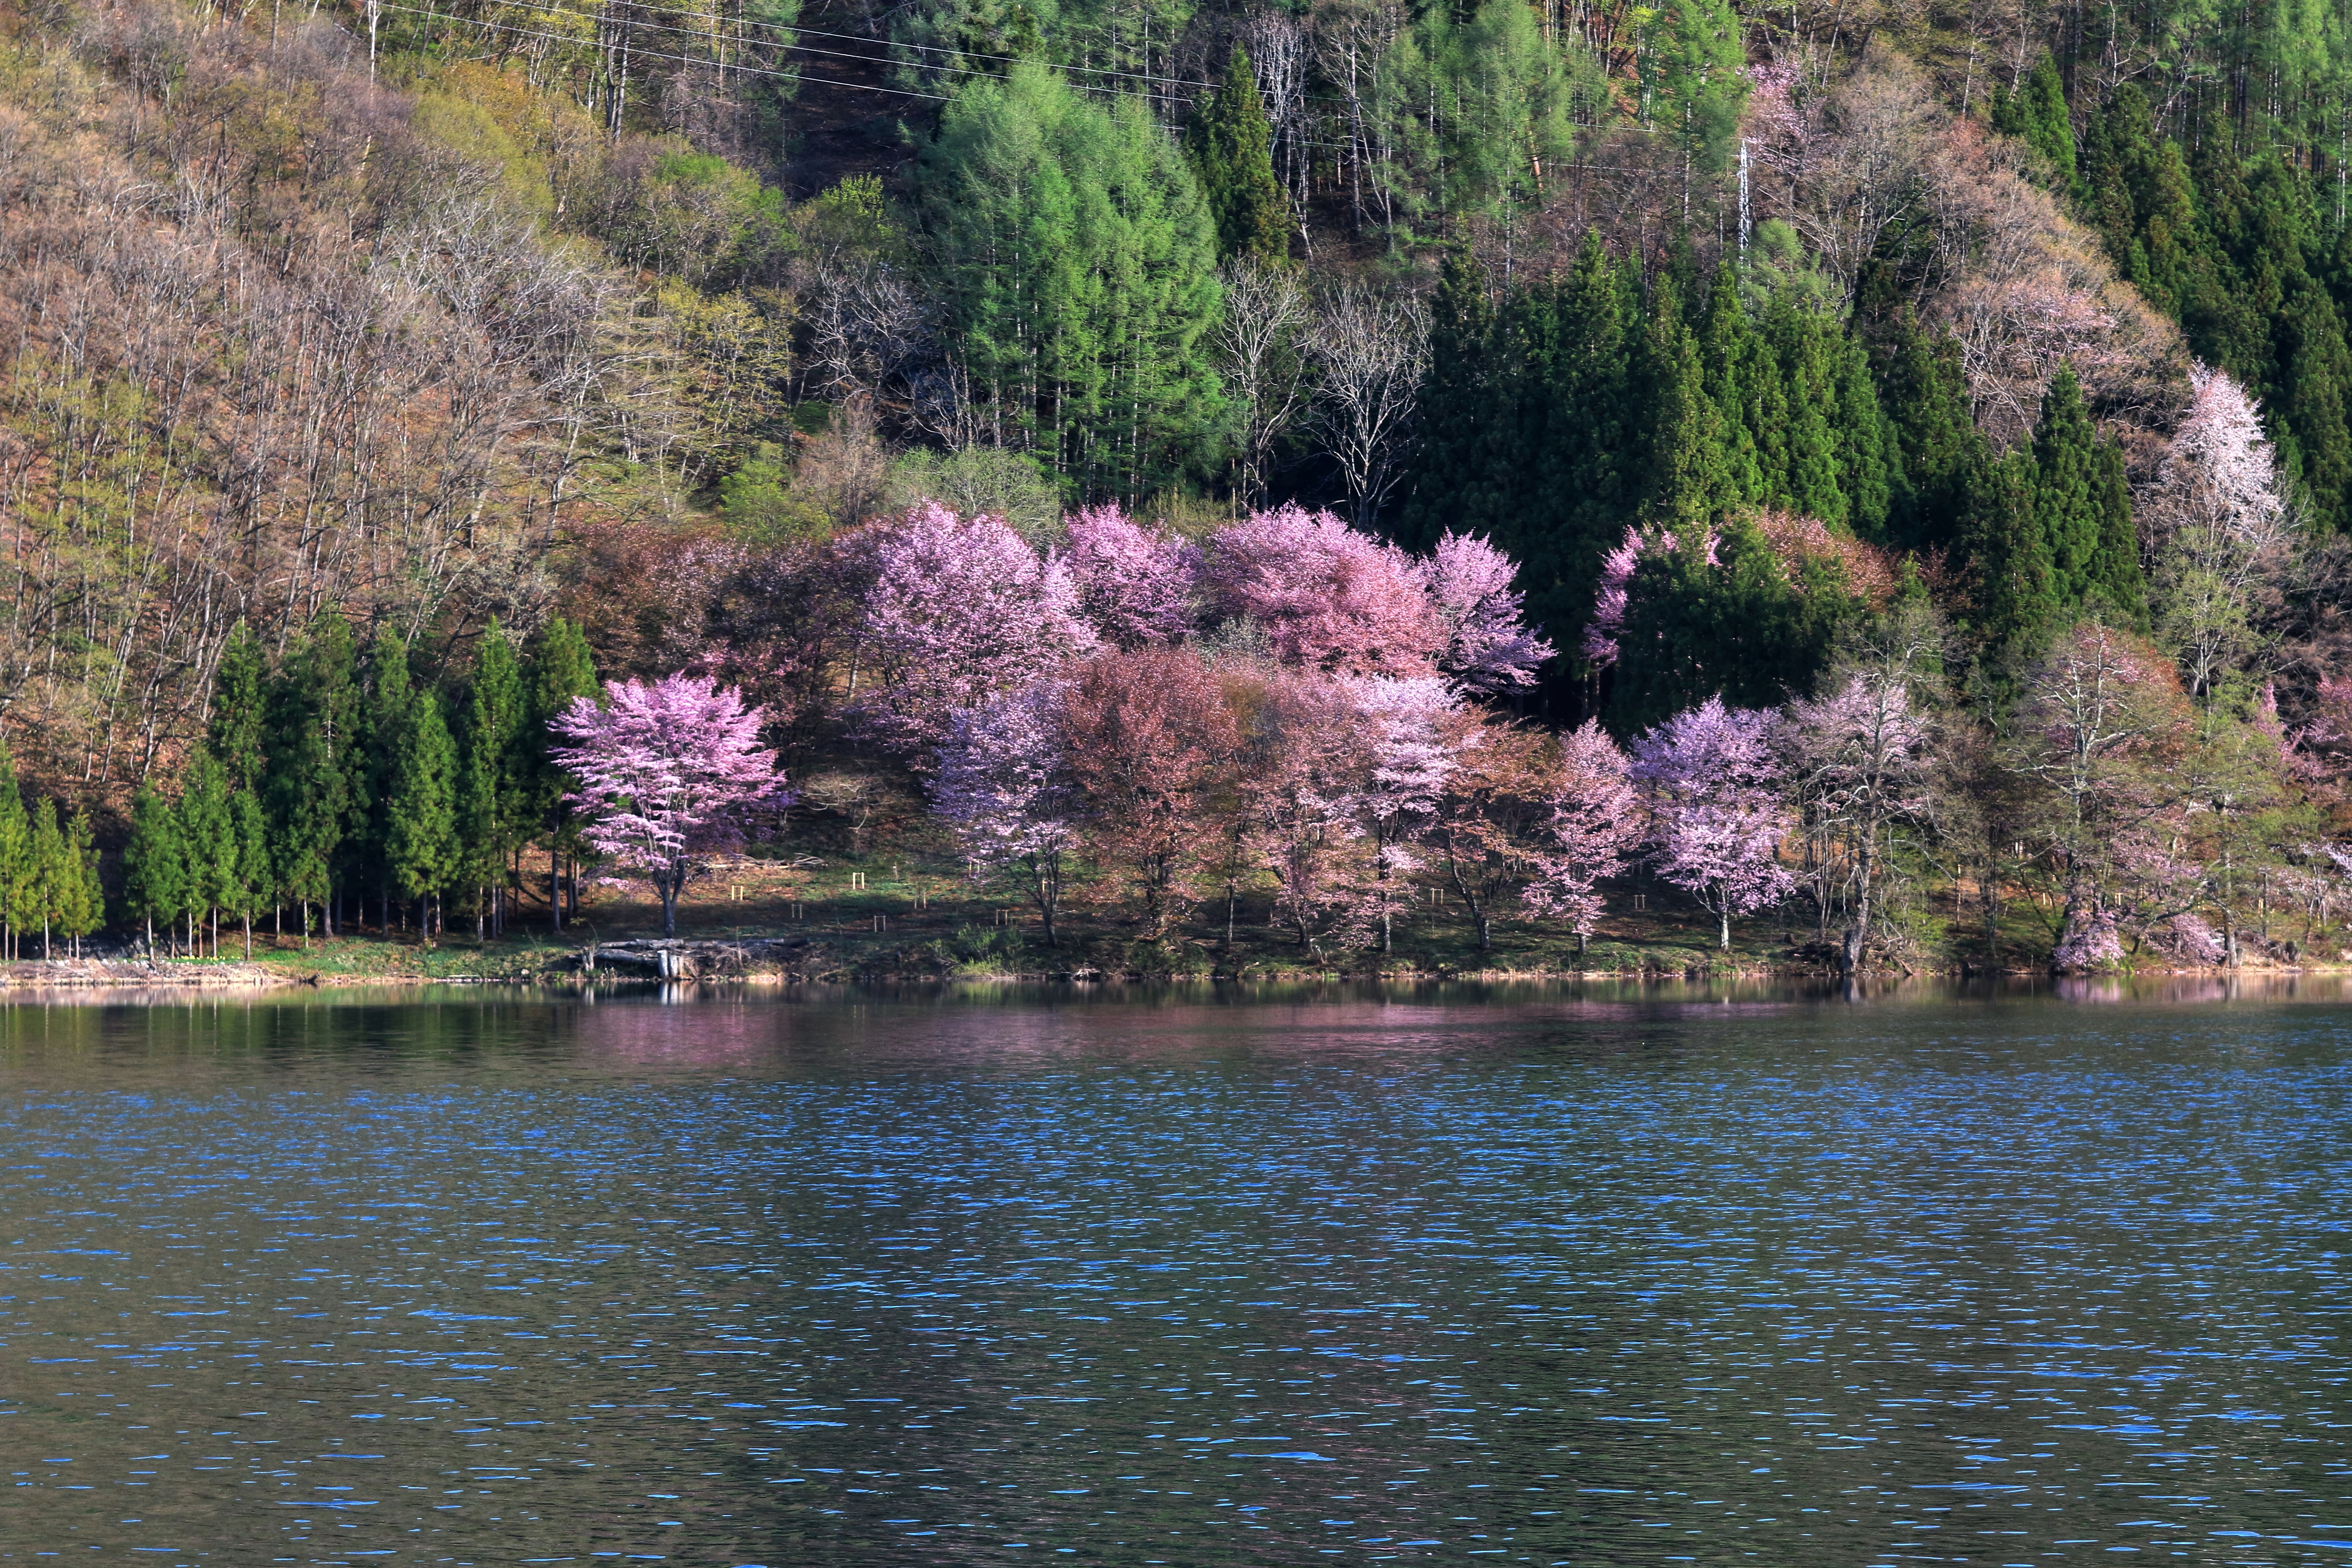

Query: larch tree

[548,675,791,940]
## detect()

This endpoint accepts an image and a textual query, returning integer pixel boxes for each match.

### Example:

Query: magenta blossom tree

[851,502,1096,759]
[931,681,1077,946]
[1203,503,1443,674]
[549,674,792,937]
[1632,696,1794,950]
[1419,532,1556,692]
[1522,720,1643,955]
[1063,504,1201,648]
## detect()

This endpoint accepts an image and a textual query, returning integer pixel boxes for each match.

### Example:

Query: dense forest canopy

[0,0,2349,971]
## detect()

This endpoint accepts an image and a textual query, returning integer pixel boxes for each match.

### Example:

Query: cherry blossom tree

[1061,647,1240,940]
[1419,532,1556,693]
[1522,720,1643,957]
[1632,697,1795,951]
[932,681,1076,946]
[1780,610,1941,973]
[850,502,1096,758]
[548,674,791,937]
[1430,710,1564,952]
[1063,504,1201,649]
[1238,668,1372,953]
[1203,503,1443,675]
[1349,675,1457,952]
[2146,364,2295,700]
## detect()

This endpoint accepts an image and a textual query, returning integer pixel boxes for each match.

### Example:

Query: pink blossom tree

[850,502,1096,759]
[1522,720,1643,957]
[1239,668,1372,953]
[931,681,1077,946]
[1348,675,1458,952]
[2146,364,2294,699]
[1418,532,1556,693]
[548,674,792,937]
[1063,504,1201,648]
[1203,503,1444,675]
[1632,697,1795,950]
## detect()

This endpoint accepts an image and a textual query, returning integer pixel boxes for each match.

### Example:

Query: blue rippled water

[2,980,2350,1566]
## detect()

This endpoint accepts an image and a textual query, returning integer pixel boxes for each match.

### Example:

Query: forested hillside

[1,0,2349,971]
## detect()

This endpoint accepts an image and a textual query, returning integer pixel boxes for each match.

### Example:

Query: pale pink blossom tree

[1063,504,1203,648]
[1781,648,1936,974]
[1240,669,1373,954]
[931,681,1077,946]
[1203,503,1444,675]
[1347,675,1458,952]
[1418,532,1556,693]
[549,674,792,937]
[2146,364,2295,699]
[1632,697,1795,950]
[850,502,1096,759]
[1522,720,1644,957]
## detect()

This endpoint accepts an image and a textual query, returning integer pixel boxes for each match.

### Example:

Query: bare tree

[1213,260,1314,508]
[1305,282,1428,529]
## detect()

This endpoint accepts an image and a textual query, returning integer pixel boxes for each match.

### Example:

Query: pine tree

[28,798,64,960]
[227,788,270,960]
[179,753,234,958]
[1761,291,1847,524]
[525,616,600,933]
[58,808,100,960]
[0,735,28,961]
[1638,279,1728,536]
[1832,325,1900,539]
[208,621,270,794]
[457,621,528,942]
[1991,55,2076,193]
[2032,364,2116,607]
[387,689,459,947]
[122,784,187,954]
[1872,309,1980,550]
[1700,260,1766,505]
[1186,47,1290,266]
[359,625,417,931]
[1963,445,2055,659]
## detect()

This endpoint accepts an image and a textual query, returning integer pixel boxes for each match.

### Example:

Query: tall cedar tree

[0,735,24,959]
[28,797,64,959]
[359,625,416,928]
[208,621,268,794]
[227,788,269,959]
[1870,308,1980,550]
[456,622,529,940]
[179,753,233,956]
[59,808,100,959]
[1188,48,1289,266]
[524,616,601,931]
[265,614,357,940]
[121,784,186,952]
[2031,365,2141,624]
[1991,56,2077,193]
[387,687,459,945]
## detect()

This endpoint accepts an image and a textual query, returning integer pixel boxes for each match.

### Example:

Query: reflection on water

[1,980,2349,1566]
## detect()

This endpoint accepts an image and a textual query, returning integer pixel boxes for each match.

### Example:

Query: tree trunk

[1719,906,1730,951]
[243,913,252,961]
[551,846,563,934]
[660,880,678,938]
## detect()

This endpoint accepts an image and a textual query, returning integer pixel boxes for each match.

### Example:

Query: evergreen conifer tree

[1398,250,1501,551]
[208,621,270,794]
[359,625,416,931]
[1186,47,1290,266]
[1873,310,1980,549]
[387,690,459,947]
[1761,291,1847,524]
[179,753,233,958]
[1832,326,1900,539]
[457,622,528,942]
[1534,235,1639,674]
[2088,434,2146,627]
[0,735,27,960]
[264,615,356,945]
[122,784,187,954]
[227,788,270,959]
[1963,445,2055,659]
[524,617,600,934]
[58,808,100,960]
[1638,280,1728,535]
[28,798,64,960]
[1700,260,1766,504]
[2031,364,2121,608]
[1991,55,2076,193]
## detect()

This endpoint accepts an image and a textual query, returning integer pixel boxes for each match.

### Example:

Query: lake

[3,978,2350,1566]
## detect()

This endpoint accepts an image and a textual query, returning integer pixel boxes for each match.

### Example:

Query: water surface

[3,980,2350,1565]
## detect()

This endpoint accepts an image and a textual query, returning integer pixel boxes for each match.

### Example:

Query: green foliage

[358,625,417,905]
[1870,308,1980,551]
[523,616,601,851]
[919,63,1225,498]
[178,753,234,930]
[264,613,357,913]
[1188,48,1290,266]
[719,444,834,544]
[457,622,530,896]
[1636,0,1749,181]
[57,808,101,946]
[121,784,186,941]
[1990,56,2077,193]
[207,622,268,795]
[1382,0,1596,229]
[885,445,1068,544]
[387,689,459,910]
